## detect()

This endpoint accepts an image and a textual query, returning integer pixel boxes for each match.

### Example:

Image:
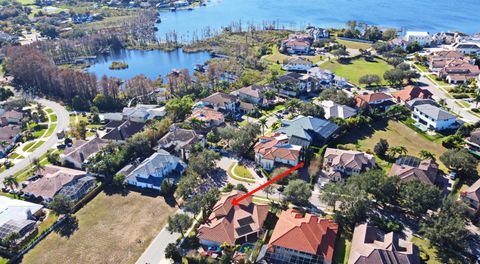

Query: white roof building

[317,100,357,119]
[0,196,43,227]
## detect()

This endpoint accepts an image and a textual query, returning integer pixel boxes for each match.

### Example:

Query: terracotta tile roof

[388,157,438,185]
[268,209,338,261]
[324,148,375,171]
[0,125,21,141]
[189,108,225,123]
[439,58,480,79]
[1,110,23,120]
[393,86,432,102]
[197,191,270,245]
[254,133,301,161]
[22,165,87,200]
[355,93,393,107]
[202,92,236,106]
[236,85,266,99]
[349,223,420,264]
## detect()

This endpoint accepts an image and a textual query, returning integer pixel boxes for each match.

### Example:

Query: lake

[86,48,211,80]
[156,0,480,41]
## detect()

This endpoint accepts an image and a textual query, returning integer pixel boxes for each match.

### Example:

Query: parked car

[57,144,66,150]
[449,172,457,180]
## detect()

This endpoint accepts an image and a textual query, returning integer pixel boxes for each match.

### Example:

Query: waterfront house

[411,102,457,131]
[265,209,338,264]
[281,37,311,55]
[254,132,302,171]
[348,223,420,264]
[392,85,433,104]
[281,57,314,72]
[404,31,432,46]
[22,165,96,203]
[388,156,438,185]
[451,37,480,55]
[428,50,464,72]
[122,104,166,123]
[306,26,330,40]
[200,92,237,112]
[197,191,270,247]
[60,137,107,169]
[355,92,396,111]
[323,148,375,181]
[101,120,144,142]
[233,85,269,106]
[460,178,480,211]
[276,115,339,147]
[125,149,186,191]
[188,107,225,128]
[156,125,204,159]
[317,100,357,119]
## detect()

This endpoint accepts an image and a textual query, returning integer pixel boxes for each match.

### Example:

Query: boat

[156,18,162,23]
[170,7,176,12]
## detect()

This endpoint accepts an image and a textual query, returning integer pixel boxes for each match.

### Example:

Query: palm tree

[259,118,267,136]
[32,158,44,175]
[3,175,18,190]
[389,146,407,158]
[264,184,275,200]
[438,98,446,108]
[419,150,435,161]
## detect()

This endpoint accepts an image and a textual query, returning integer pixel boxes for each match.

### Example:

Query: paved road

[136,216,180,264]
[0,99,70,185]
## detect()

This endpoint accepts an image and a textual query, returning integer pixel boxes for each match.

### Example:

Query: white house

[281,58,314,72]
[451,37,480,55]
[404,31,432,46]
[122,104,165,123]
[317,100,357,119]
[411,104,458,131]
[125,150,186,191]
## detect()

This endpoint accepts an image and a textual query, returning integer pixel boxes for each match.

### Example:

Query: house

[438,58,480,84]
[306,26,330,40]
[451,37,480,55]
[323,148,375,181]
[0,110,23,125]
[392,85,433,104]
[101,120,144,142]
[276,72,321,97]
[307,67,335,86]
[282,57,314,72]
[389,37,408,50]
[238,101,257,114]
[276,116,339,147]
[281,37,311,55]
[199,92,237,112]
[466,128,480,153]
[355,92,396,111]
[0,196,43,246]
[388,156,438,185]
[460,178,480,211]
[22,165,96,202]
[254,132,302,171]
[122,104,166,123]
[197,191,270,247]
[60,137,107,169]
[411,102,457,131]
[265,209,338,264]
[349,223,420,264]
[405,98,439,110]
[317,100,357,119]
[404,31,432,46]
[428,51,464,72]
[0,125,21,158]
[157,125,204,159]
[188,108,225,128]
[125,150,186,191]
[234,85,268,105]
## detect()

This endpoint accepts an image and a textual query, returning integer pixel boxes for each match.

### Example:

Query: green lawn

[45,108,54,114]
[414,63,429,73]
[18,0,35,5]
[50,114,58,122]
[233,164,254,179]
[455,101,470,108]
[9,153,24,160]
[336,39,372,50]
[262,45,324,64]
[411,237,442,264]
[336,120,448,171]
[25,140,45,153]
[320,57,392,86]
[332,232,351,264]
[32,127,47,138]
[22,141,36,151]
[227,163,256,183]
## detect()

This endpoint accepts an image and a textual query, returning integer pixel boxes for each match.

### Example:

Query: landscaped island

[109,61,129,70]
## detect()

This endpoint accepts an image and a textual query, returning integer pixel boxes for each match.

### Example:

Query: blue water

[157,0,480,41]
[86,48,211,79]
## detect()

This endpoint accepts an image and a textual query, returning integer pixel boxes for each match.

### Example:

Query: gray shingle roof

[415,104,456,120]
[276,115,338,146]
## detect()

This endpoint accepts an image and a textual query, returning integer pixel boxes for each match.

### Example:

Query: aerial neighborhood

[0,1,480,264]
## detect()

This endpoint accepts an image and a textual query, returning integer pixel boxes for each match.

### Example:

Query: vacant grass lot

[337,120,448,171]
[321,57,392,86]
[262,45,324,64]
[336,39,372,50]
[22,189,177,264]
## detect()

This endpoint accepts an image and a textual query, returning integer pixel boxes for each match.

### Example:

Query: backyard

[320,57,392,86]
[21,188,178,264]
[336,120,448,171]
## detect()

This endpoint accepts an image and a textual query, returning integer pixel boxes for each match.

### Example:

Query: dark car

[57,144,66,150]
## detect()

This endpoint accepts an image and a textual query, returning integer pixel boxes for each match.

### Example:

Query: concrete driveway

[0,99,69,186]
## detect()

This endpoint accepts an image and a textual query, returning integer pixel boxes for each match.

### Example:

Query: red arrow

[231,162,305,206]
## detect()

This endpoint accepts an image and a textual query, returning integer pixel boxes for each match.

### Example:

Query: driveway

[0,98,69,186]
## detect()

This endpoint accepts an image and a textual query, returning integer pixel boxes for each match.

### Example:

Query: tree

[331,47,349,59]
[3,175,18,190]
[113,173,126,188]
[359,74,381,87]
[419,150,435,161]
[374,139,389,158]
[385,105,410,120]
[47,152,60,165]
[283,179,312,206]
[0,232,19,249]
[167,213,193,238]
[235,183,248,192]
[389,146,407,158]
[187,149,220,178]
[49,195,74,215]
[383,68,404,86]
[165,243,182,262]
[176,172,200,199]
[259,118,267,136]
[271,167,299,185]
[264,185,275,200]
[185,188,219,219]
[32,158,44,175]
[319,89,355,107]
[320,182,343,212]
[398,180,442,216]
[440,149,478,178]
[165,96,193,122]
[218,123,260,157]
[298,102,325,118]
[419,197,469,259]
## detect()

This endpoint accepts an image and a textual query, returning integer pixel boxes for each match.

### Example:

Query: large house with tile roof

[388,156,438,185]
[265,209,338,264]
[438,58,480,84]
[200,92,237,112]
[460,178,480,211]
[355,92,396,111]
[428,50,464,72]
[254,132,302,171]
[348,223,420,264]
[323,148,375,181]
[156,125,204,159]
[197,191,270,247]
[188,107,225,128]
[392,85,432,104]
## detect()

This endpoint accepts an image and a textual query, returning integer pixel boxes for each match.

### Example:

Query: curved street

[0,98,70,185]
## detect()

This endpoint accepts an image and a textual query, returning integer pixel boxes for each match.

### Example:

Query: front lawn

[336,120,448,171]
[25,140,45,152]
[336,39,372,50]
[411,236,442,264]
[320,57,392,86]
[332,231,351,264]
[233,164,253,179]
[262,45,324,64]
[22,188,178,264]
